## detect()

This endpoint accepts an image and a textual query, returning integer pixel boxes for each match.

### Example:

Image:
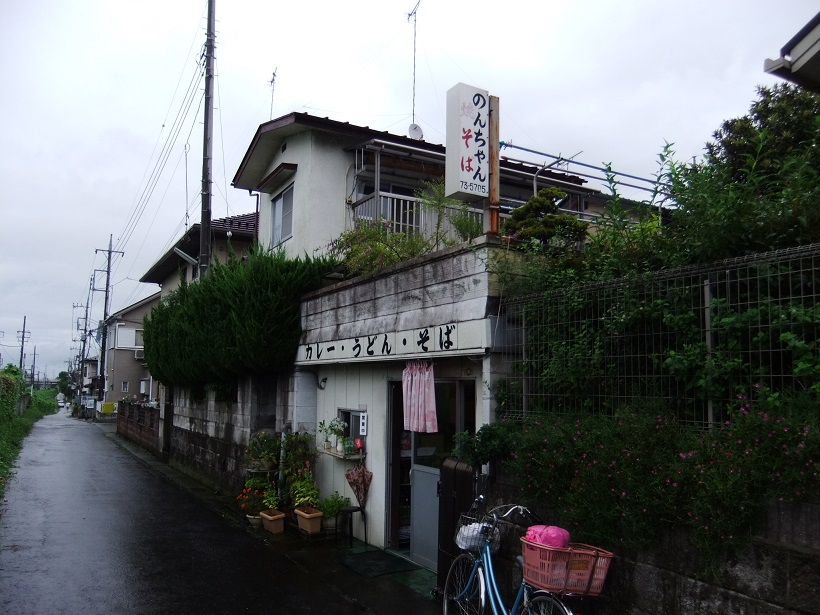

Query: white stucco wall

[311,357,483,550]
[257,130,353,258]
[312,362,397,549]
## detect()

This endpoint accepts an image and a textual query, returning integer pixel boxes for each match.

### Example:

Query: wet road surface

[0,410,400,614]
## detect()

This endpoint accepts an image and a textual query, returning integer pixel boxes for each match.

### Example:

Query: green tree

[57,371,71,397]
[501,187,589,256]
[662,84,820,265]
[705,84,820,186]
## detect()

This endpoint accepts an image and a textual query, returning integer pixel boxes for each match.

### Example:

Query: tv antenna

[407,1,423,140]
[269,68,278,120]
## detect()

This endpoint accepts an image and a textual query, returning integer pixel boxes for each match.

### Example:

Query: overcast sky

[0,0,816,380]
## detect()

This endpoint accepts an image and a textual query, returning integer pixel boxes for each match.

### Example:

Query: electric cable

[114,10,206,254]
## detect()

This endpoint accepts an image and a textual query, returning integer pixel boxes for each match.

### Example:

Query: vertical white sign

[445,83,490,201]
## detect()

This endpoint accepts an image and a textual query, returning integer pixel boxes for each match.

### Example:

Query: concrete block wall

[301,238,500,345]
[169,379,254,492]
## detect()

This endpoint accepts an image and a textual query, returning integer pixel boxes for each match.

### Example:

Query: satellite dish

[408,123,424,140]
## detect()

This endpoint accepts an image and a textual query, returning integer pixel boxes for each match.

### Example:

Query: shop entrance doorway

[387,379,475,571]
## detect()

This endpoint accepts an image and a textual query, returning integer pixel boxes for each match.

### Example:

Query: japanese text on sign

[446,83,490,201]
[297,323,468,363]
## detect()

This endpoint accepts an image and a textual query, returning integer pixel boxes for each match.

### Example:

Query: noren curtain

[402,361,437,433]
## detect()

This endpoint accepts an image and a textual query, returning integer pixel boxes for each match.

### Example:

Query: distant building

[102,292,161,406]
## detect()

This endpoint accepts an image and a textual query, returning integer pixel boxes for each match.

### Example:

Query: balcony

[351,192,483,247]
[351,191,607,250]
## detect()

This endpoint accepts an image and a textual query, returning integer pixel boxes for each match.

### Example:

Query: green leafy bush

[317,491,351,517]
[290,461,320,508]
[143,245,336,386]
[328,218,431,276]
[0,386,57,499]
[458,392,818,559]
[502,187,589,257]
[279,432,318,503]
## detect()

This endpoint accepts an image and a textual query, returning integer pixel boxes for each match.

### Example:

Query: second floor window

[272,184,294,246]
[135,330,144,346]
[121,381,129,393]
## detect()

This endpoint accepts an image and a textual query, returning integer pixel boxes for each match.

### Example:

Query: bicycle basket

[455,513,500,553]
[521,539,613,596]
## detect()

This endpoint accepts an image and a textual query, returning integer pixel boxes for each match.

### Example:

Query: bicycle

[442,496,612,615]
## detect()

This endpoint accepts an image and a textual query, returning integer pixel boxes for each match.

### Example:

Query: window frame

[272,183,294,246]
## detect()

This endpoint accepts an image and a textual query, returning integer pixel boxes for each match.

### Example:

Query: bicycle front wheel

[443,553,485,615]
[521,592,573,615]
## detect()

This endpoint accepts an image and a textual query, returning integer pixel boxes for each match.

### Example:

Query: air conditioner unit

[134,349,145,360]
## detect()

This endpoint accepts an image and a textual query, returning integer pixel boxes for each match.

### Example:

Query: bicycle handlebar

[469,495,544,527]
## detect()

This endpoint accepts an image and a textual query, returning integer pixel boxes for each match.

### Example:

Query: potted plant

[236,477,269,526]
[318,491,351,531]
[317,420,333,449]
[325,417,347,453]
[290,461,323,534]
[245,430,279,470]
[259,491,286,535]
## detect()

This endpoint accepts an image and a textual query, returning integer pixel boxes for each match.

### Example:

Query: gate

[436,457,476,592]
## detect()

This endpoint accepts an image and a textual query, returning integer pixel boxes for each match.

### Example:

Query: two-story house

[228,112,604,571]
[102,292,161,408]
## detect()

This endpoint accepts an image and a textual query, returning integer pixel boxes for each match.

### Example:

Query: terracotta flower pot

[295,506,323,535]
[260,509,286,534]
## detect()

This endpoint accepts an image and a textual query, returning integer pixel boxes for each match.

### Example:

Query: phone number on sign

[460,181,488,194]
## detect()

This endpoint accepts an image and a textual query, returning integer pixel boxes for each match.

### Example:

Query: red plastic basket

[520,539,613,596]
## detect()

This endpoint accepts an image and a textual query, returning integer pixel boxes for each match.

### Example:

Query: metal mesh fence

[494,244,820,427]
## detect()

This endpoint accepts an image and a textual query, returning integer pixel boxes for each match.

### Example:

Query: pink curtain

[402,361,437,433]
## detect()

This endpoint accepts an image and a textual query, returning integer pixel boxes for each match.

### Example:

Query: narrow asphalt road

[0,410,435,615]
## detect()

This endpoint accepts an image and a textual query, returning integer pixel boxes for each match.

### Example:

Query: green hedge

[143,246,337,386]
[459,388,819,559]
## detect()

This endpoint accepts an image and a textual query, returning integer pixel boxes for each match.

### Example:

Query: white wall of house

[311,357,482,551]
[313,362,398,549]
[258,131,353,257]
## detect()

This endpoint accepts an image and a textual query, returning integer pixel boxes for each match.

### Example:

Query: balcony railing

[351,192,484,246]
[351,192,608,250]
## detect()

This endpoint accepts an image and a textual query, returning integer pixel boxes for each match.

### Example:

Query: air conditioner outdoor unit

[134,349,145,360]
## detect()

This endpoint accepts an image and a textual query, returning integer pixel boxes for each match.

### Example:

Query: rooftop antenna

[407,1,423,140]
[269,68,278,121]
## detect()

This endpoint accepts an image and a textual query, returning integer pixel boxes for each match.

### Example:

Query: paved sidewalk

[94,421,441,615]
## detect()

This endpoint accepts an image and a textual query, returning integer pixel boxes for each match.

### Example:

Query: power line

[116,63,205,254]
[113,10,207,255]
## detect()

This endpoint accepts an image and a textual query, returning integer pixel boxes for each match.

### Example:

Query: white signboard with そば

[445,83,490,201]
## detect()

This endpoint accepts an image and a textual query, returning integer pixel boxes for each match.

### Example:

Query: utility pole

[95,235,123,400]
[199,0,216,278]
[17,315,30,372]
[77,277,92,401]
[30,346,37,389]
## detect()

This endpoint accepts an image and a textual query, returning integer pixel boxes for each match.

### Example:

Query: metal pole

[97,235,123,402]
[199,0,216,277]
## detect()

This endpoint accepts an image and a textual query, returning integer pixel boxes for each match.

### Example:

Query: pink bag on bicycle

[525,525,570,548]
